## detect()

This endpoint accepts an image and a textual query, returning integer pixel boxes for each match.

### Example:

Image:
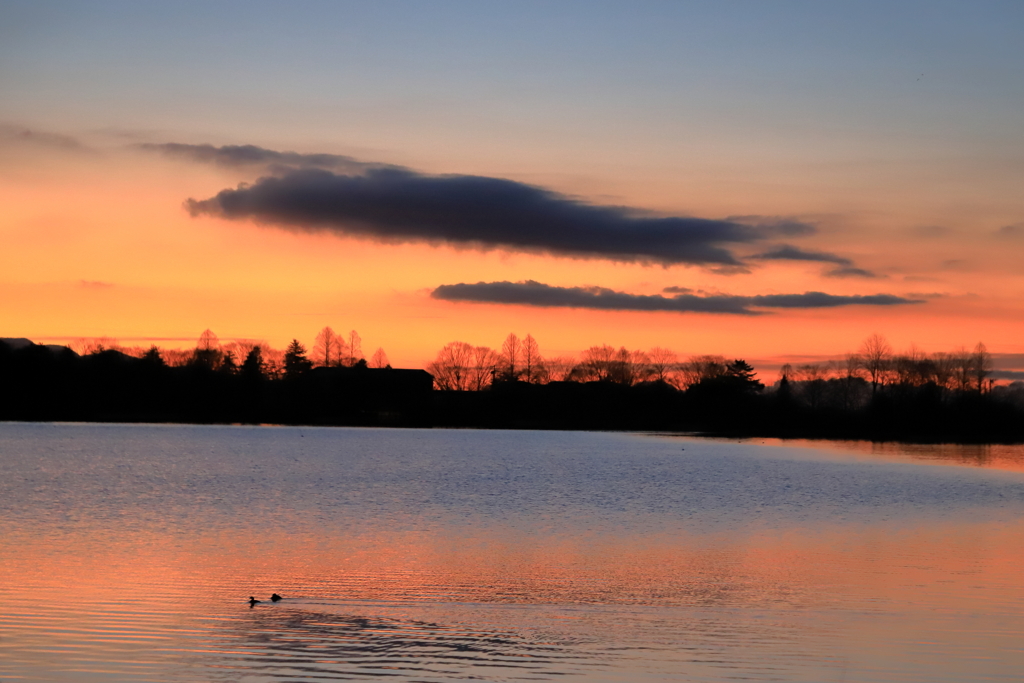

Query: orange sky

[2,4,1023,372]
[2,135,1022,372]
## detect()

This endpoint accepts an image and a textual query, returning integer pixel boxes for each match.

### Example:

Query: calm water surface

[2,423,1024,682]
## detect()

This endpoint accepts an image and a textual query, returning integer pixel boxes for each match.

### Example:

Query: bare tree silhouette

[545,355,577,382]
[972,342,993,393]
[623,348,652,385]
[369,347,390,369]
[499,333,522,381]
[342,330,363,367]
[950,347,975,392]
[521,334,546,383]
[469,346,500,390]
[224,339,264,367]
[314,326,341,367]
[897,344,930,386]
[70,337,120,355]
[859,333,892,395]
[647,347,678,385]
[198,329,218,351]
[578,345,616,381]
[193,329,222,370]
[682,355,727,388]
[162,348,194,367]
[428,341,474,390]
[930,351,955,392]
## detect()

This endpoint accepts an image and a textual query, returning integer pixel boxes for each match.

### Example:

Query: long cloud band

[431,280,923,315]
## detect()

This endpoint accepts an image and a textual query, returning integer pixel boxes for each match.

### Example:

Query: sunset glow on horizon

[3,2,1023,376]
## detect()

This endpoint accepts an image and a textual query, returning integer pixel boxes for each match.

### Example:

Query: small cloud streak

[186,166,816,265]
[431,280,924,315]
[752,244,852,265]
[752,244,881,278]
[824,266,882,278]
[726,216,815,236]
[705,264,753,275]
[138,142,396,174]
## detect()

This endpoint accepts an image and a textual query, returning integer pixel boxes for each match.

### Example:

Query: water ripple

[195,605,602,682]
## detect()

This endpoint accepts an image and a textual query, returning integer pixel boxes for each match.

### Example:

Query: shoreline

[3,417,1022,446]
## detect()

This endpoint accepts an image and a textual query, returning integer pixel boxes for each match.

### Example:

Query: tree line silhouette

[0,329,429,426]
[428,333,769,390]
[1,329,1022,441]
[418,332,1023,441]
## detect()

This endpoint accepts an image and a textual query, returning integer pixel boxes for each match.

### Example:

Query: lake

[2,423,1024,682]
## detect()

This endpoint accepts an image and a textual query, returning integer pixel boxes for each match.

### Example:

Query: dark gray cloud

[662,286,694,294]
[187,167,818,265]
[824,266,881,278]
[140,142,397,174]
[431,280,923,315]
[752,244,852,265]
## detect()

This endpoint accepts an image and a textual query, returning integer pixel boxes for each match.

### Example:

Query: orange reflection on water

[747,438,1024,473]
[7,513,1024,610]
[6,513,1024,681]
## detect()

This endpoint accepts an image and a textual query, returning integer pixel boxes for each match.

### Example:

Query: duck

[249,596,261,607]
[270,593,283,602]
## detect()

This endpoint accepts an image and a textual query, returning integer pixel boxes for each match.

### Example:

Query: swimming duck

[270,593,282,602]
[249,596,261,607]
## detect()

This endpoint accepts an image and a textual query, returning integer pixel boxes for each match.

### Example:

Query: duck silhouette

[248,596,261,608]
[270,593,282,602]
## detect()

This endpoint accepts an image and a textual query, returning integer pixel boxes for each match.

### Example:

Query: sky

[2,1,1023,372]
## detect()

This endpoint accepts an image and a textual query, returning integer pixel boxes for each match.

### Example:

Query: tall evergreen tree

[284,340,313,378]
[241,346,265,379]
[725,359,763,392]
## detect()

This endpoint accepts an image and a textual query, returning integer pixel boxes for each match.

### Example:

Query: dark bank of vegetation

[426,334,1024,442]
[2,331,1023,442]
[0,331,433,427]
